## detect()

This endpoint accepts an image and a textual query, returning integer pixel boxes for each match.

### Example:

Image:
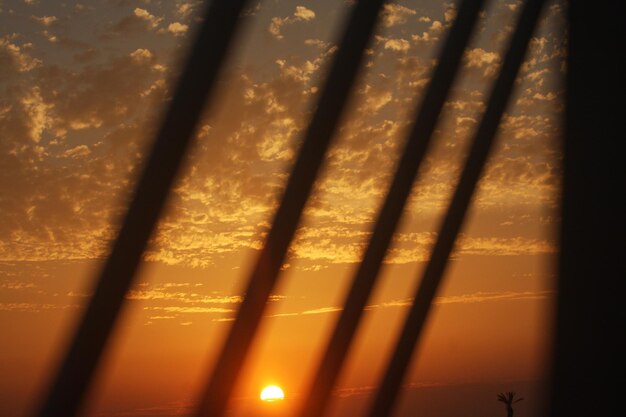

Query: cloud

[532,91,557,101]
[0,1,561,272]
[444,5,457,23]
[464,48,501,77]
[59,144,91,158]
[268,290,553,320]
[0,302,79,312]
[275,58,319,83]
[129,48,153,62]
[456,236,557,256]
[294,6,315,20]
[358,84,393,114]
[335,381,448,398]
[411,20,445,44]
[176,2,195,18]
[123,283,284,324]
[107,8,163,36]
[378,37,411,52]
[290,228,555,267]
[31,15,58,26]
[530,36,549,53]
[370,290,554,310]
[166,22,189,36]
[435,290,554,304]
[20,87,52,143]
[134,8,162,29]
[274,42,338,85]
[271,306,343,318]
[526,68,550,86]
[0,43,558,263]
[0,36,42,74]
[507,2,522,12]
[334,385,377,398]
[144,306,234,314]
[256,117,298,161]
[382,3,417,27]
[302,306,342,315]
[0,281,36,290]
[127,285,243,305]
[0,45,166,263]
[268,5,316,40]
[304,38,330,49]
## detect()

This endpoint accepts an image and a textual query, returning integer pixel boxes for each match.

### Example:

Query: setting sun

[260,385,285,402]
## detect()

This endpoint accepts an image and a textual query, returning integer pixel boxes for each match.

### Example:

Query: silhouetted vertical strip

[551,2,626,417]
[35,2,250,417]
[193,2,386,417]
[297,2,485,417]
[368,0,546,416]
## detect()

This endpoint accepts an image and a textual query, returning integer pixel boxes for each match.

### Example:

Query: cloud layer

[0,1,564,270]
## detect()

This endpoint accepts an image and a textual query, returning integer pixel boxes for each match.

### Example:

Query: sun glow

[260,385,285,402]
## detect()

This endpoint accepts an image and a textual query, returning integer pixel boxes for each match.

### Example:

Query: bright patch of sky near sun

[1,0,563,416]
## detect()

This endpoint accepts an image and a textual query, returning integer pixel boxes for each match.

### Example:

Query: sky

[0,0,564,416]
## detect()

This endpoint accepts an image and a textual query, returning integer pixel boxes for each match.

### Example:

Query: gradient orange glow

[0,1,564,416]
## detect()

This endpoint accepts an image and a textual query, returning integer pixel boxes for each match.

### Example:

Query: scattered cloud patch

[294,5,315,20]
[130,48,153,62]
[134,8,162,29]
[31,15,58,26]
[166,22,189,36]
[382,3,416,27]
[381,37,411,52]
[412,20,444,44]
[269,5,316,40]
[1,36,43,72]
[457,236,557,256]
[176,2,194,18]
[304,38,329,49]
[20,87,52,142]
[465,48,501,77]
[60,144,90,158]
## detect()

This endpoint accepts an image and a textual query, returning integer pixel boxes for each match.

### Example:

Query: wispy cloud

[369,290,554,309]
[271,306,343,318]
[0,302,79,312]
[127,288,243,305]
[266,290,553,320]
[31,15,58,26]
[144,306,234,314]
[334,380,448,398]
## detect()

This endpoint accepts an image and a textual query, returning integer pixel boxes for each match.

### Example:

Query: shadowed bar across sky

[35,1,251,416]
[368,0,547,414]
[193,2,387,417]
[297,1,485,416]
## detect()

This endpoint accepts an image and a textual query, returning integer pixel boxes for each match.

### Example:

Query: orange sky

[0,1,564,416]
